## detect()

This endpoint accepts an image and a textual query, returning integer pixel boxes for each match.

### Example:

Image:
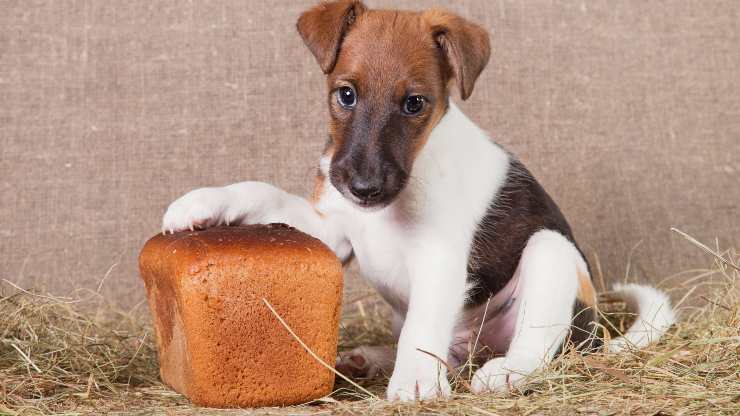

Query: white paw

[471,356,538,394]
[162,187,228,233]
[387,361,451,402]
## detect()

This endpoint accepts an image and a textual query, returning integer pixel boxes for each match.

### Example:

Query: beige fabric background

[1,0,738,308]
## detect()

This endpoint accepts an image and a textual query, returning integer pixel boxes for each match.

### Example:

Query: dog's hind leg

[471,229,591,394]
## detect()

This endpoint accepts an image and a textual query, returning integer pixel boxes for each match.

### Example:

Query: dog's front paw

[162,187,228,233]
[471,356,539,394]
[387,360,451,402]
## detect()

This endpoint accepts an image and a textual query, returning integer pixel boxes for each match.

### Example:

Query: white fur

[161,102,674,401]
[606,283,676,352]
[163,181,353,261]
[470,229,584,393]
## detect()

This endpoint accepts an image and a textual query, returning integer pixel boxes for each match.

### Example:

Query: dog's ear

[423,9,491,100]
[297,0,367,74]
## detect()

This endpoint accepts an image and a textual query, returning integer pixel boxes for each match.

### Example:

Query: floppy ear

[297,0,367,74]
[423,9,491,100]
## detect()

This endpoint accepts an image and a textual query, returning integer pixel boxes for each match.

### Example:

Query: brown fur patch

[421,8,491,100]
[297,0,366,73]
[310,172,326,208]
[577,268,597,307]
[310,144,334,209]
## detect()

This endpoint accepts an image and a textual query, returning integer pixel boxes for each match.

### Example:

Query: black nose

[349,178,382,200]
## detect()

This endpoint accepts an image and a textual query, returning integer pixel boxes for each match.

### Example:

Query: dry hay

[1,231,738,415]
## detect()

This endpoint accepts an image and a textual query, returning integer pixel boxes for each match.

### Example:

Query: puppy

[162,0,675,401]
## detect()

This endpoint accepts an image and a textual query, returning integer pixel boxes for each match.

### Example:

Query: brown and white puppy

[163,0,675,401]
[301,1,487,210]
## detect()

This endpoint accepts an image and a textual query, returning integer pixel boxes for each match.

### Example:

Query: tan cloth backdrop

[1,0,738,307]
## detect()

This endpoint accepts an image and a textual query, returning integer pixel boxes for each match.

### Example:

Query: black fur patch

[568,299,602,352]
[466,157,581,304]
[466,157,598,349]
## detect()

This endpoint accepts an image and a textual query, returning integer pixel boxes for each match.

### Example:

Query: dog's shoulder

[466,156,584,305]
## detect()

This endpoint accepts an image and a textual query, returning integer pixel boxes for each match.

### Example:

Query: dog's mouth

[340,186,397,211]
[329,171,407,212]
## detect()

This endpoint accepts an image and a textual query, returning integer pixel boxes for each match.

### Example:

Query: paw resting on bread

[162,187,231,234]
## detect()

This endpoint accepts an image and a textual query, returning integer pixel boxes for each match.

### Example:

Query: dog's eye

[403,95,425,115]
[337,86,357,108]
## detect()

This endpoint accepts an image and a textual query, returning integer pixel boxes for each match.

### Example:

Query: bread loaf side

[139,224,343,407]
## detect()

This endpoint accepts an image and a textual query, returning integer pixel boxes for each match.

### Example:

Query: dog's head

[298,0,490,208]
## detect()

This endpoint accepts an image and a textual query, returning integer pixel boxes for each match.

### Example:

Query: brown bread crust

[139,224,343,407]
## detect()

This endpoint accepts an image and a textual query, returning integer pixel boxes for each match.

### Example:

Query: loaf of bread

[139,224,343,408]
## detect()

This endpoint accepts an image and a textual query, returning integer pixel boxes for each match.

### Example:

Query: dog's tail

[606,283,676,352]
